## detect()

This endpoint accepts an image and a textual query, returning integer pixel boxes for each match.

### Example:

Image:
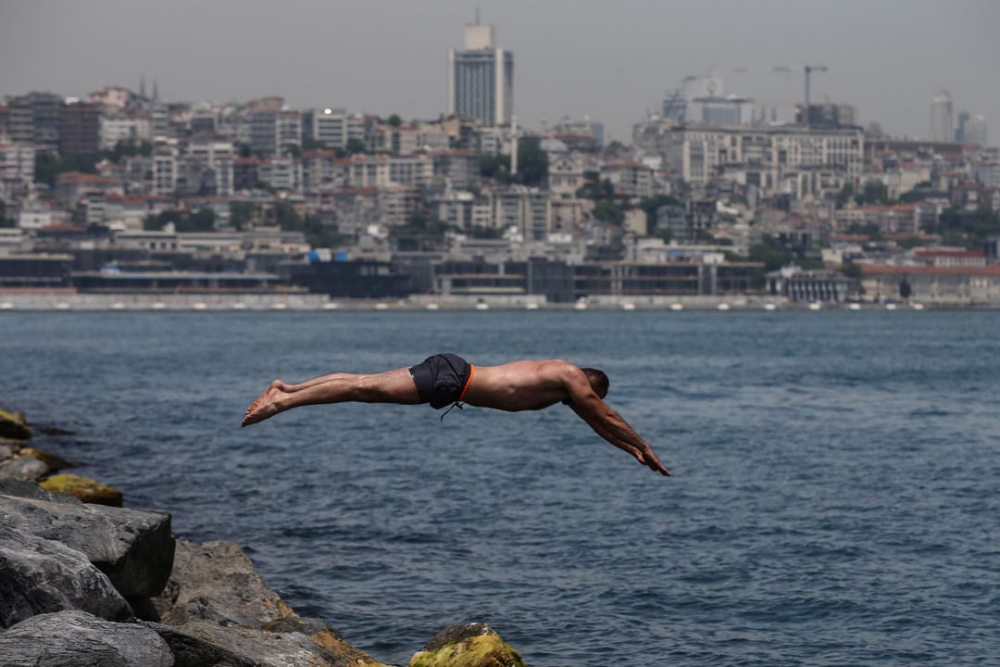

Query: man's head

[582,367,609,399]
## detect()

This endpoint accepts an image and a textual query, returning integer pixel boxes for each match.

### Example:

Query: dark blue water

[3,311,999,666]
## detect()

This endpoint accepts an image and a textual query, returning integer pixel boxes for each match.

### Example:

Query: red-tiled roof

[914,250,984,258]
[56,172,119,185]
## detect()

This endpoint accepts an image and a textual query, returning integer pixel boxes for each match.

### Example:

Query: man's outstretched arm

[562,368,670,476]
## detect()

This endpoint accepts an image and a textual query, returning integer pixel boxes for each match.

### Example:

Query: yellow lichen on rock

[0,408,32,440]
[40,473,124,506]
[18,446,72,471]
[410,631,527,667]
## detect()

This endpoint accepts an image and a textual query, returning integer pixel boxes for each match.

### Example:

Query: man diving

[242,353,669,476]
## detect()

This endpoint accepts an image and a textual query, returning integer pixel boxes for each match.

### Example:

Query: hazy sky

[2,0,998,143]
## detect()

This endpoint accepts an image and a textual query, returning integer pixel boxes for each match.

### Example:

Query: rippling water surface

[3,311,999,666]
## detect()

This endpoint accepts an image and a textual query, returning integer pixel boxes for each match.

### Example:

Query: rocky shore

[0,407,529,667]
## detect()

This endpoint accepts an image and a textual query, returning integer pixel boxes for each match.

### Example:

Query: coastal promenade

[0,289,941,311]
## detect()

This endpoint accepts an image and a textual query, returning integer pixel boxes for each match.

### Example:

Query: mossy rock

[0,408,31,440]
[41,473,124,506]
[410,623,528,667]
[18,446,73,471]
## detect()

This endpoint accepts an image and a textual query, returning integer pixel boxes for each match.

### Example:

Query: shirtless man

[242,353,669,476]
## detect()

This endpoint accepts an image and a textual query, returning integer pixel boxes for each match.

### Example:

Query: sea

[2,310,998,667]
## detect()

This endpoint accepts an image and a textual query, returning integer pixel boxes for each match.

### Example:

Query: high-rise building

[58,102,101,157]
[956,111,970,142]
[7,92,62,152]
[930,92,953,142]
[447,20,514,127]
[965,114,988,147]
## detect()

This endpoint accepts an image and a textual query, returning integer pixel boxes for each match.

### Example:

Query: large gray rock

[0,477,82,504]
[143,621,257,667]
[153,540,295,627]
[0,610,173,667]
[0,443,14,463]
[179,620,376,667]
[0,495,174,598]
[0,455,49,481]
[0,525,131,628]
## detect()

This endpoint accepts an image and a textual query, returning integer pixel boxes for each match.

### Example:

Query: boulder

[142,621,258,667]
[179,620,383,667]
[263,617,387,666]
[0,477,82,504]
[18,445,73,471]
[0,525,132,628]
[0,442,14,463]
[0,455,49,481]
[0,610,173,667]
[41,473,123,506]
[152,539,296,628]
[409,623,528,667]
[0,408,31,440]
[0,495,174,598]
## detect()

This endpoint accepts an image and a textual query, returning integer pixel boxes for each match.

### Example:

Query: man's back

[464,359,576,412]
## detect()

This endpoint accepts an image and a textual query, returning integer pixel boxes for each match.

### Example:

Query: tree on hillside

[511,137,548,188]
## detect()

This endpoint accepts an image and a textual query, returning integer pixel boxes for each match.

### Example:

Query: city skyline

[1,0,998,143]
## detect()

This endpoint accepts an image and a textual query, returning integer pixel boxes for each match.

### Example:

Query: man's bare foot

[242,382,285,427]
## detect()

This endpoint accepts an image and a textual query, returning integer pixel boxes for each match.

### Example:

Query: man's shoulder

[538,359,585,379]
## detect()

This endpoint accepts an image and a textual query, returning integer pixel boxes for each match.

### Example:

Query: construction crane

[731,65,829,124]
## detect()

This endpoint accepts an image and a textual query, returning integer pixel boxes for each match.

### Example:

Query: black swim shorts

[409,353,475,409]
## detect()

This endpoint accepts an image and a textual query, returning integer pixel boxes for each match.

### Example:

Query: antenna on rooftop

[475,6,480,24]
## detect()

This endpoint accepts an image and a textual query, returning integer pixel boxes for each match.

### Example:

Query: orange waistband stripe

[459,364,475,401]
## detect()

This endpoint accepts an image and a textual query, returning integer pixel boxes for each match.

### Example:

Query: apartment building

[661,124,864,195]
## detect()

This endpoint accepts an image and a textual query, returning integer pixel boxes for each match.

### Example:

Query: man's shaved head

[582,368,609,398]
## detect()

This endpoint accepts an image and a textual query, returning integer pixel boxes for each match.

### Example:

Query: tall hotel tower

[447,19,514,127]
[930,92,954,142]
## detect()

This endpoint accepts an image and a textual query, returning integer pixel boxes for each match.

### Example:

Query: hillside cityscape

[2,19,999,309]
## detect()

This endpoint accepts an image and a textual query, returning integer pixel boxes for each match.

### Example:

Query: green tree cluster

[477,139,549,188]
[274,201,341,248]
[143,208,215,233]
[924,207,1000,248]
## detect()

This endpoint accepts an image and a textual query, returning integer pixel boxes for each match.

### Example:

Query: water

[2,311,999,666]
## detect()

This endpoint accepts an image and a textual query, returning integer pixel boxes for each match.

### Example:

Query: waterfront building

[766,265,856,302]
[447,20,514,127]
[861,264,1000,304]
[931,92,954,142]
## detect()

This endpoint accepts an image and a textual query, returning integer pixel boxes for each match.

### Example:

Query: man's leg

[242,367,420,427]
